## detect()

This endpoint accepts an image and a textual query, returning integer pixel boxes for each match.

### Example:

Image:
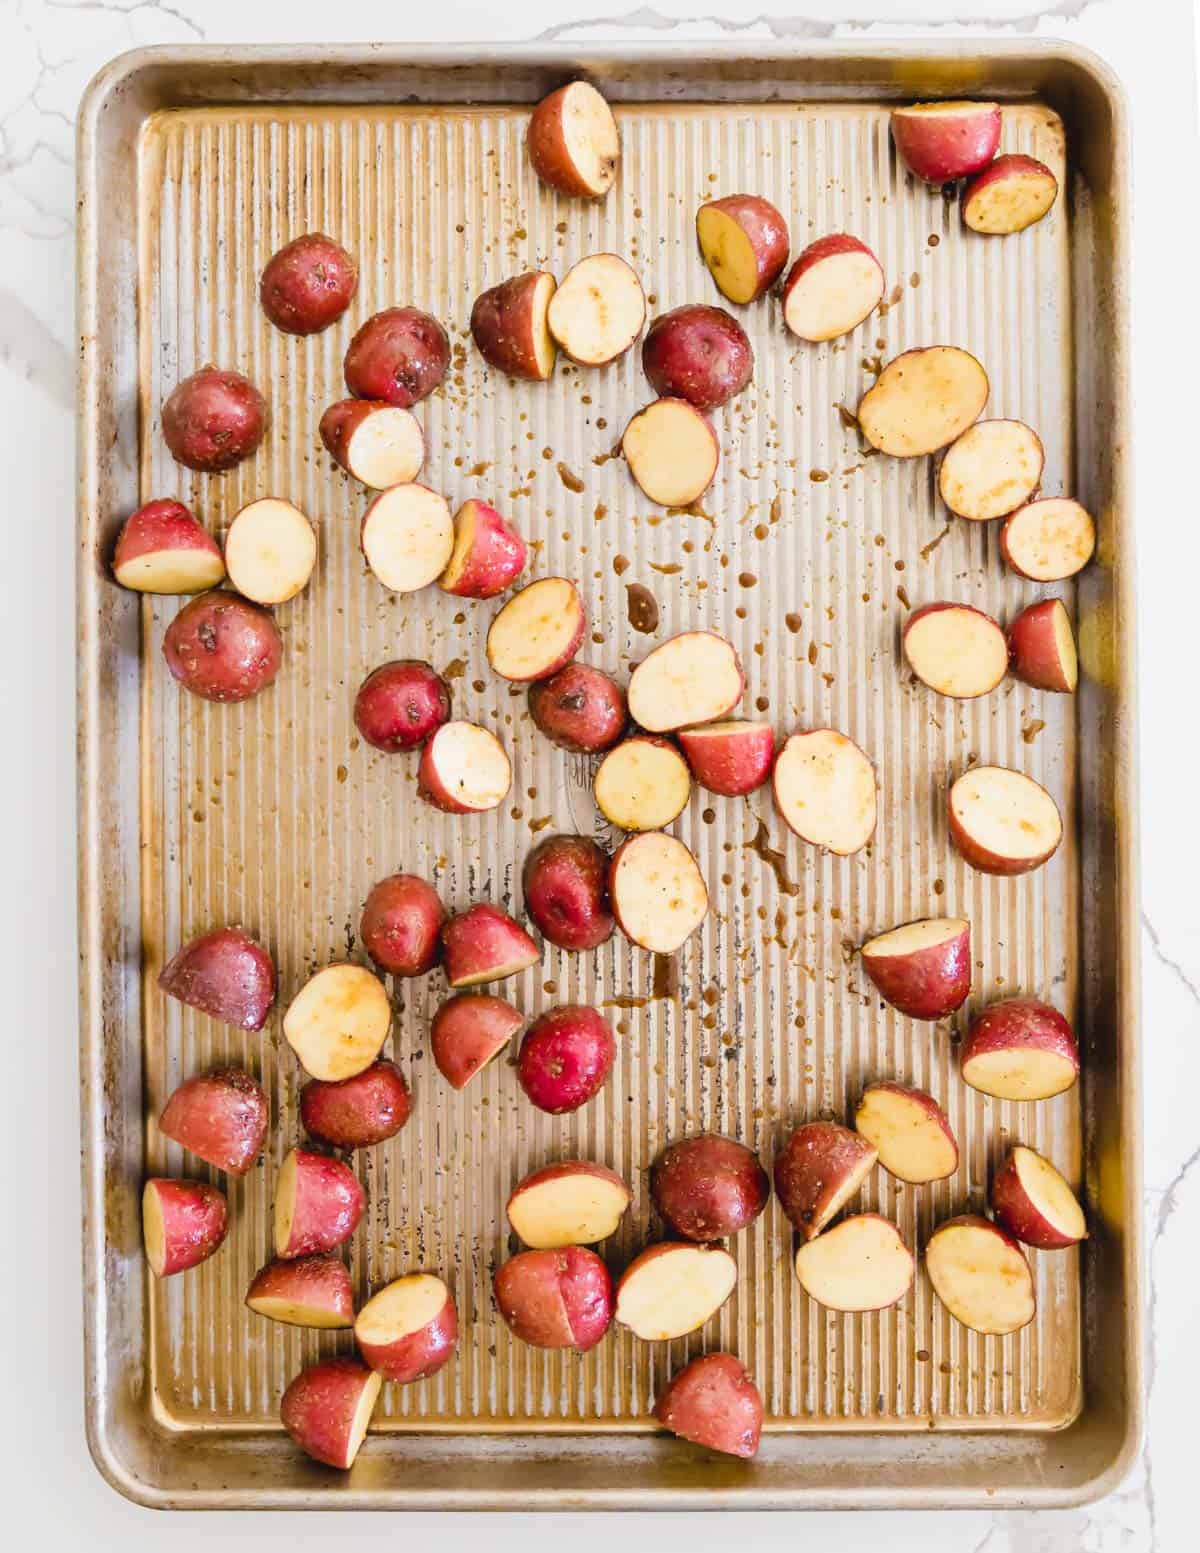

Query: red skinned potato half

[360,872,446,977]
[622,397,719,508]
[772,728,877,855]
[1007,598,1078,692]
[890,100,1001,182]
[678,720,774,797]
[594,735,691,832]
[991,1145,1087,1249]
[280,1357,381,1470]
[353,660,451,754]
[654,1353,763,1459]
[961,997,1079,1101]
[642,305,753,411]
[609,831,708,954]
[442,903,540,988]
[494,1246,614,1350]
[773,1121,877,1241]
[439,500,527,599]
[627,631,743,732]
[527,81,620,199]
[158,1067,268,1176]
[283,963,391,1082]
[486,577,586,682]
[260,232,357,335]
[246,1254,355,1329]
[948,765,1063,876]
[925,1215,1035,1336]
[343,307,449,408]
[1000,497,1096,582]
[274,1146,365,1259]
[522,834,615,952]
[794,1214,915,1312]
[517,1004,615,1114]
[112,499,225,594]
[860,917,971,1020]
[158,926,276,1031]
[696,194,790,304]
[163,592,282,704]
[858,346,989,458]
[430,993,523,1089]
[903,602,1008,699]
[963,154,1058,236]
[651,1134,770,1242]
[470,271,557,381]
[548,254,645,367]
[319,400,424,489]
[224,497,317,606]
[161,366,267,473]
[361,483,454,593]
[615,1242,737,1341]
[782,235,885,343]
[529,663,628,753]
[143,1178,228,1277]
[854,1082,958,1184]
[355,1274,458,1383]
[507,1161,631,1249]
[418,722,512,814]
[300,1060,411,1151]
[938,419,1044,521]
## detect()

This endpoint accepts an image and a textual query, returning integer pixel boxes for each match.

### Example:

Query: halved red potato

[507,1161,632,1248]
[161,366,267,473]
[1000,498,1096,582]
[517,1004,615,1115]
[343,308,448,408]
[641,304,753,411]
[622,398,719,508]
[522,833,615,952]
[773,1121,877,1241]
[260,232,358,335]
[439,500,526,599]
[902,602,1008,699]
[162,592,282,704]
[527,81,620,199]
[158,1067,268,1177]
[961,997,1079,1100]
[651,1134,770,1242]
[280,1357,381,1470]
[677,720,774,797]
[418,722,512,814]
[529,662,628,754]
[319,400,424,489]
[142,1178,228,1277]
[245,1254,355,1329]
[355,1274,458,1383]
[696,194,790,305]
[854,1082,958,1184]
[547,254,645,366]
[948,765,1063,876]
[441,902,540,989]
[781,234,885,343]
[594,736,691,832]
[963,154,1059,236]
[223,497,316,605]
[938,419,1044,521]
[430,993,523,1089]
[1007,598,1078,692]
[991,1145,1087,1249]
[627,631,743,733]
[857,347,989,458]
[653,1353,763,1459]
[890,101,1001,182]
[300,1059,411,1151]
[794,1213,914,1312]
[925,1215,1035,1336]
[112,499,225,594]
[493,1246,614,1350]
[860,917,971,1020]
[360,483,454,593]
[283,964,391,1082]
[486,577,586,682]
[470,271,558,381]
[354,660,451,754]
[609,832,708,954]
[274,1146,365,1259]
[158,926,276,1032]
[360,872,445,977]
[772,728,876,855]
[615,1243,737,1341]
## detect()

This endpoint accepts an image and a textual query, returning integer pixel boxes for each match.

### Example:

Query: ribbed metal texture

[137,100,1079,1435]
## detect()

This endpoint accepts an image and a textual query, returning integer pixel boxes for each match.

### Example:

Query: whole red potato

[528,663,627,754]
[360,872,446,977]
[300,1059,412,1151]
[517,1004,615,1114]
[162,366,266,473]
[651,1134,769,1241]
[522,834,614,952]
[260,232,358,335]
[162,592,282,704]
[353,661,450,753]
[641,304,753,411]
[344,307,449,408]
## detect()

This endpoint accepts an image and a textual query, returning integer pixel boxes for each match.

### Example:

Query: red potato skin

[517,1004,615,1114]
[246,1255,355,1325]
[962,998,1080,1081]
[522,834,615,951]
[651,1135,770,1242]
[678,722,775,796]
[470,273,555,380]
[162,592,282,704]
[773,1122,876,1241]
[653,1353,763,1459]
[353,661,451,754]
[1007,599,1076,691]
[278,1150,366,1258]
[493,1246,614,1350]
[158,1067,268,1176]
[360,873,446,977]
[162,367,267,473]
[861,923,972,1020]
[300,1060,412,1151]
[319,399,421,480]
[947,777,1062,876]
[343,307,449,408]
[962,154,1057,229]
[158,927,276,1032]
[890,103,1002,183]
[527,86,616,199]
[430,993,523,1088]
[990,1152,1083,1249]
[260,233,358,335]
[441,903,540,987]
[641,305,754,411]
[699,194,790,301]
[529,663,628,753]
[112,499,223,584]
[357,1288,459,1382]
[144,1178,228,1275]
[280,1358,377,1469]
[441,501,527,599]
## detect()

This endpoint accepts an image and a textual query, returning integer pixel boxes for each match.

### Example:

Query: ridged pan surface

[137,101,1079,1436]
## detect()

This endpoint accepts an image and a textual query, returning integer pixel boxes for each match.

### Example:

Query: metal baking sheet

[77,41,1140,1508]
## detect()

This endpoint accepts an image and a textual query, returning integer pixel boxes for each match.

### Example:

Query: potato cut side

[283,964,391,1081]
[1001,498,1096,581]
[486,577,585,682]
[224,498,317,605]
[622,399,719,507]
[616,1245,737,1340]
[784,248,884,343]
[558,81,620,196]
[423,722,512,812]
[272,1148,300,1253]
[858,346,989,458]
[115,547,225,594]
[903,604,1008,698]
[964,158,1058,235]
[548,254,645,366]
[938,419,1044,520]
[961,1045,1078,1102]
[696,205,761,305]
[949,765,1062,875]
[361,483,454,593]
[925,1218,1035,1335]
[594,738,691,831]
[864,916,968,960]
[343,407,425,489]
[611,832,708,954]
[522,272,558,378]
[142,1182,168,1277]
[772,728,877,855]
[355,1274,448,1345]
[794,1215,914,1312]
[855,1083,958,1184]
[343,1370,383,1466]
[507,1167,631,1249]
[627,631,742,732]
[246,1294,352,1330]
[1006,1146,1087,1241]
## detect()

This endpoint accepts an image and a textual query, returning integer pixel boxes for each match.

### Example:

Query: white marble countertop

[2,1,1195,1547]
